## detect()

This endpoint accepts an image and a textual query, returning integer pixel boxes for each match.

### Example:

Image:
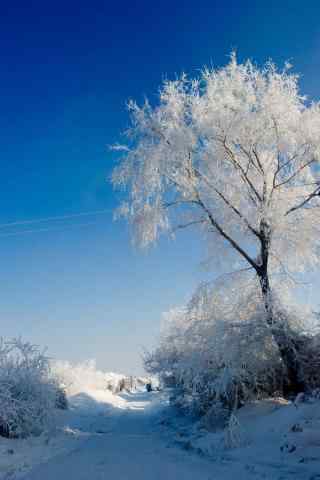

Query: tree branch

[272,143,310,189]
[171,218,207,233]
[233,143,263,176]
[192,167,261,239]
[195,195,259,272]
[220,137,262,203]
[286,186,320,215]
[274,157,316,189]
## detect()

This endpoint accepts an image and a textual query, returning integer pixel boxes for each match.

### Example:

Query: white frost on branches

[52,359,125,396]
[113,54,320,277]
[0,338,59,438]
[114,54,320,421]
[144,277,315,416]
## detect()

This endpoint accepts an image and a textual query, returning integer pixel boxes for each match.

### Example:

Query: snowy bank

[165,394,320,479]
[0,367,131,479]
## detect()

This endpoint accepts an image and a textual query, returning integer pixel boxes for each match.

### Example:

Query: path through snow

[21,391,215,480]
[11,390,320,480]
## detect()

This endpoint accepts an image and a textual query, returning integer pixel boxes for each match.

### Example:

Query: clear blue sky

[1,1,320,374]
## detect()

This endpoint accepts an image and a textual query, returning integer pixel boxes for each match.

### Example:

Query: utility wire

[0,208,112,230]
[0,221,101,238]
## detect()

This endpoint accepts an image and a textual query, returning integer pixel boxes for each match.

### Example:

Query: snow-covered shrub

[52,359,126,396]
[200,401,230,432]
[295,332,320,390]
[224,413,247,449]
[145,276,316,421]
[52,359,106,395]
[0,338,60,438]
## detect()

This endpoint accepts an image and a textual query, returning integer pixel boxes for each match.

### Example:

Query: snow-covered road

[12,389,320,480]
[21,391,215,480]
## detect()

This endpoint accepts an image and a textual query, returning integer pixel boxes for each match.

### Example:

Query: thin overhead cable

[0,209,112,229]
[0,221,101,238]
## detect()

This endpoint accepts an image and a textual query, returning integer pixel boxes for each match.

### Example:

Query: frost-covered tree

[0,338,60,437]
[112,55,320,391]
[144,277,316,414]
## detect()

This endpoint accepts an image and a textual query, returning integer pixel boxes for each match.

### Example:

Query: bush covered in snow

[0,338,62,438]
[52,359,126,396]
[144,277,319,425]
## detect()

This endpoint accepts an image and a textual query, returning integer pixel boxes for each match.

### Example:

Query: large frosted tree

[112,55,320,391]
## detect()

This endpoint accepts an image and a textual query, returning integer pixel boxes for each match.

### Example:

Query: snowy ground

[5,389,215,480]
[1,388,320,479]
[165,396,320,479]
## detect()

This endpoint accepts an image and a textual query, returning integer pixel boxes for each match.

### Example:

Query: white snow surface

[1,388,320,479]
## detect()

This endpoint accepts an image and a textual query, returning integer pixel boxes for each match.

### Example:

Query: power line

[0,209,112,230]
[0,220,102,238]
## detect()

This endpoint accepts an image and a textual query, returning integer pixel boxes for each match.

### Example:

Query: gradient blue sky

[1,1,320,374]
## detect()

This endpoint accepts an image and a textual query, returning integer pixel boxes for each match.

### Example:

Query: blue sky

[1,1,320,374]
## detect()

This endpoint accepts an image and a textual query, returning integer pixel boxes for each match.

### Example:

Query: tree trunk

[258,219,304,396]
[257,269,305,395]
